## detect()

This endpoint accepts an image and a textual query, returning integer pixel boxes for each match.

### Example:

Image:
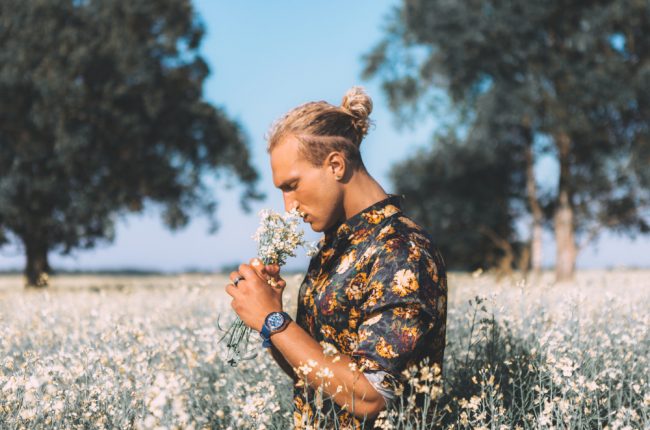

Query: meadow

[0,270,648,429]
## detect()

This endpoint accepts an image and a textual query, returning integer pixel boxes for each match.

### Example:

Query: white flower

[252,208,308,265]
[224,208,312,365]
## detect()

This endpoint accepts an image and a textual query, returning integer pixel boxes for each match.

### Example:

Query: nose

[283,194,299,213]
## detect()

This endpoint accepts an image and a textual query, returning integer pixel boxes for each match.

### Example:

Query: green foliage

[391,130,525,271]
[365,0,650,271]
[0,0,262,283]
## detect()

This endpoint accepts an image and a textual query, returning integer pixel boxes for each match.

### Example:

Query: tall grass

[0,271,648,429]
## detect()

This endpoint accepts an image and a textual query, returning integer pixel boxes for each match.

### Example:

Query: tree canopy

[391,129,526,272]
[364,0,650,279]
[0,0,262,285]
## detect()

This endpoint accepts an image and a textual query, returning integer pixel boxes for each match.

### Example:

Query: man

[225,87,447,429]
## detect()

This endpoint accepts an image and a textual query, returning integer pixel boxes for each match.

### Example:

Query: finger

[265,265,282,284]
[266,278,287,290]
[238,264,261,283]
[265,264,280,276]
[229,271,241,282]
[250,258,263,269]
[249,258,268,280]
[225,282,238,297]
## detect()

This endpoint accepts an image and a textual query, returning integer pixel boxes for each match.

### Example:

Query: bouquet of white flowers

[219,208,317,366]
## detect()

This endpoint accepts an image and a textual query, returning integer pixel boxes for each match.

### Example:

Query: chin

[309,223,324,233]
[313,217,339,233]
[306,218,325,232]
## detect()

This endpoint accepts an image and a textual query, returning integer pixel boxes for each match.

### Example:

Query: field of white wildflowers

[0,270,648,429]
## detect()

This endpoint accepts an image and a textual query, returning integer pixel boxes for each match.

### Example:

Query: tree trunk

[478,225,514,280]
[24,239,50,287]
[523,125,543,275]
[554,133,577,282]
[531,223,543,272]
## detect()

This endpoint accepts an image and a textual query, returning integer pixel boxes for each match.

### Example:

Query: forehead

[270,135,312,187]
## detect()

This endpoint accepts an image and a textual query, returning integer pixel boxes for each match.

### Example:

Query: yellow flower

[381,205,400,218]
[398,216,419,229]
[350,227,372,245]
[345,273,367,301]
[407,243,421,263]
[393,306,419,319]
[320,325,337,340]
[376,337,399,358]
[358,328,371,343]
[376,224,395,240]
[400,326,421,349]
[362,210,384,224]
[336,250,357,274]
[392,269,419,296]
[363,281,384,308]
[319,248,335,265]
[337,329,358,353]
[312,272,331,293]
[336,223,351,237]
[354,245,377,270]
[348,306,361,329]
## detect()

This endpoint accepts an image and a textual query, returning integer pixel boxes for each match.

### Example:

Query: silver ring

[233,275,244,287]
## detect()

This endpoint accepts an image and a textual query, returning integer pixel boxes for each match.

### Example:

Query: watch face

[267,313,286,330]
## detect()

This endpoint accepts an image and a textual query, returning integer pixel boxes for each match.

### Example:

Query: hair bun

[341,86,373,143]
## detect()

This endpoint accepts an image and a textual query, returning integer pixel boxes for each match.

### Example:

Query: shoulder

[374,214,436,253]
[370,214,446,277]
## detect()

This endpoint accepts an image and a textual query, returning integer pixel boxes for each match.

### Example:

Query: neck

[340,167,389,222]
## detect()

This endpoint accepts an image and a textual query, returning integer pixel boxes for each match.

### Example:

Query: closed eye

[281,181,298,192]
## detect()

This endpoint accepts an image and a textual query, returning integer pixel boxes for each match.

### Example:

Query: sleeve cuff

[363,370,398,409]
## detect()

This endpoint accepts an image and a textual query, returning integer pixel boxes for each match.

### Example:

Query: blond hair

[266,86,373,168]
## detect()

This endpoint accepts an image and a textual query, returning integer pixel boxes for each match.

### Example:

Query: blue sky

[0,1,648,272]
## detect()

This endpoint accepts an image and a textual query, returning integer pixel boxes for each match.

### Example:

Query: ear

[324,151,346,181]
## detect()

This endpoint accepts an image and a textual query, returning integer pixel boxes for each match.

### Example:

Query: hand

[225,258,286,332]
[251,258,286,291]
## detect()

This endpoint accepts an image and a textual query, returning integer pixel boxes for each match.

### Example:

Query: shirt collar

[324,194,404,242]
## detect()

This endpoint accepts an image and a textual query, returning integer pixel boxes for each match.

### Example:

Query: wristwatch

[260,311,292,348]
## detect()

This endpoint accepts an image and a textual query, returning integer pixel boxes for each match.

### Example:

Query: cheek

[298,171,341,221]
[315,181,342,221]
[300,173,331,206]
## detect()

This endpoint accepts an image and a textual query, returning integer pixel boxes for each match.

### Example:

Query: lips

[296,209,308,222]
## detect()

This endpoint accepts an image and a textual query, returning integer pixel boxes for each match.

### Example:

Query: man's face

[270,135,343,232]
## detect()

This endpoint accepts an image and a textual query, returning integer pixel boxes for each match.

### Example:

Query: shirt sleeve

[351,236,444,399]
[363,370,397,409]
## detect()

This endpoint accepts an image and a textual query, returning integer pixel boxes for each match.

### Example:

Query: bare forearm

[270,322,385,417]
[268,345,297,382]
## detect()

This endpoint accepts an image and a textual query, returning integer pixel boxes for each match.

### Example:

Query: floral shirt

[293,194,447,429]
